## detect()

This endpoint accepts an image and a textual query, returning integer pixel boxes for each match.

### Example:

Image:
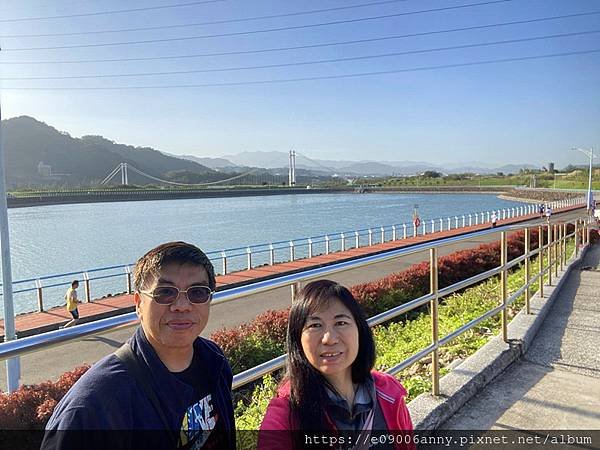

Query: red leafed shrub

[210,324,253,358]
[0,364,89,429]
[250,309,290,344]
[210,309,290,374]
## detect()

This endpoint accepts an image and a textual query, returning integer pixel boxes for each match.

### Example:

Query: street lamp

[572,147,596,213]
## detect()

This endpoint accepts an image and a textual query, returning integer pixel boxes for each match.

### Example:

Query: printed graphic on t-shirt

[179,394,218,450]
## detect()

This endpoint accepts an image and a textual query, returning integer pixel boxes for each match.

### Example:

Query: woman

[259,280,414,450]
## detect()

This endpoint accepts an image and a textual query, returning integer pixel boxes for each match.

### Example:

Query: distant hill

[221,151,538,176]
[174,154,239,170]
[2,116,222,188]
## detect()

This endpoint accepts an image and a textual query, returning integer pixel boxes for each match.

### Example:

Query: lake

[3,192,523,316]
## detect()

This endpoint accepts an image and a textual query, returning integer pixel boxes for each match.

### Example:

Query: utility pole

[573,147,596,213]
[0,98,21,392]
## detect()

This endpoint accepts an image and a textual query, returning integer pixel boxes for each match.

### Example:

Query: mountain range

[186,151,537,176]
[2,116,538,188]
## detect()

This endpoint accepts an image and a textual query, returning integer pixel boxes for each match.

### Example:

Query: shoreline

[7,186,512,208]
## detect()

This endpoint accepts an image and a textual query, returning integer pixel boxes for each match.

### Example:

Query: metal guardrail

[0,198,586,315]
[0,215,592,394]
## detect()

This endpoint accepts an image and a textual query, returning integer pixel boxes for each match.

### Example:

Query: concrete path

[442,243,600,431]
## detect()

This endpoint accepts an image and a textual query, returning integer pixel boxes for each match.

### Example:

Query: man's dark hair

[71,280,79,288]
[133,241,216,291]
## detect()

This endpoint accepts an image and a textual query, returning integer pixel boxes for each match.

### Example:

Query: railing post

[289,241,295,261]
[563,223,568,266]
[500,231,508,342]
[413,223,417,237]
[355,231,360,249]
[559,225,563,271]
[547,225,552,286]
[524,228,531,314]
[575,221,579,257]
[341,233,346,252]
[539,225,544,298]
[462,215,465,227]
[474,213,478,225]
[269,245,274,266]
[35,279,44,312]
[368,229,373,246]
[83,272,91,303]
[553,225,559,277]
[291,282,301,303]
[447,217,451,230]
[325,235,330,255]
[431,219,435,234]
[308,238,313,258]
[392,225,397,241]
[381,226,385,243]
[246,247,252,270]
[468,214,472,226]
[455,216,459,228]
[439,218,443,231]
[430,247,440,396]
[487,211,490,222]
[221,251,228,274]
[403,224,407,239]
[125,266,132,294]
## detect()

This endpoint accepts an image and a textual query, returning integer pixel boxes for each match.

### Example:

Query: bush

[0,364,89,429]
[210,309,288,374]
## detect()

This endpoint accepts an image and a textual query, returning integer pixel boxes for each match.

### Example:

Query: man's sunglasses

[139,285,213,305]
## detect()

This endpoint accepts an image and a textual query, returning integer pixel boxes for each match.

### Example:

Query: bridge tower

[121,163,129,185]
[288,150,296,186]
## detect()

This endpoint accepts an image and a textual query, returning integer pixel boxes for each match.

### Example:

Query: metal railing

[1,197,586,315]
[0,215,592,394]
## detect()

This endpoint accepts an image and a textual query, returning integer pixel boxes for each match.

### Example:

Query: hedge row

[0,224,589,429]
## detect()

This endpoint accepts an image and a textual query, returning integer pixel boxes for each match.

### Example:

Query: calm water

[3,192,522,316]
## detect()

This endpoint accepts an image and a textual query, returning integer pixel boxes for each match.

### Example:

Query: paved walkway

[0,205,583,339]
[442,243,600,431]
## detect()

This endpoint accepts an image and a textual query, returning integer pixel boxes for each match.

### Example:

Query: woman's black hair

[285,279,376,446]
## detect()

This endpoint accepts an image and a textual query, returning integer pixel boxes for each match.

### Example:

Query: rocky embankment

[499,188,584,203]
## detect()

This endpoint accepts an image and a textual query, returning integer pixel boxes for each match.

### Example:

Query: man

[60,280,80,329]
[490,211,498,228]
[42,242,235,450]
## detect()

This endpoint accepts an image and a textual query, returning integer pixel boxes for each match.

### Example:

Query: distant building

[37,161,52,177]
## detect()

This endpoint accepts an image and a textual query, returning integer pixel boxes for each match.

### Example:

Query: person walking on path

[545,206,553,223]
[61,280,80,329]
[491,211,498,228]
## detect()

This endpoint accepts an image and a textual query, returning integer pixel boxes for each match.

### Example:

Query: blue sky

[1,0,599,169]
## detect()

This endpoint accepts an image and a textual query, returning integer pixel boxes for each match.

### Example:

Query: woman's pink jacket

[258,371,415,450]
